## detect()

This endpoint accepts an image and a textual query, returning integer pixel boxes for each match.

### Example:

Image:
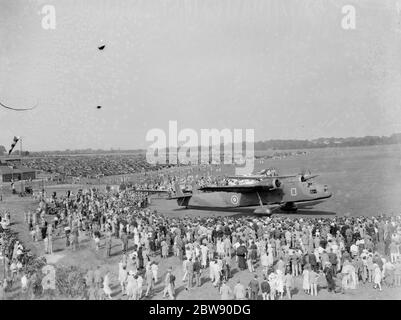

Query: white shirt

[350,244,358,254]
[21,275,28,289]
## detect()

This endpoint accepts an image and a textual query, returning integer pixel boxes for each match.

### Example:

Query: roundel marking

[231,194,239,205]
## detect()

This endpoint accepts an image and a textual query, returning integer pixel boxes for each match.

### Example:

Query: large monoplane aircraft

[169,171,332,215]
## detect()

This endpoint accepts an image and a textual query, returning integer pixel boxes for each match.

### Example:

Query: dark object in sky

[0,101,37,111]
[98,45,106,50]
[96,106,102,109]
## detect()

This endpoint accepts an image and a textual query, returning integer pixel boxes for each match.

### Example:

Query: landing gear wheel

[253,207,272,215]
[281,202,298,212]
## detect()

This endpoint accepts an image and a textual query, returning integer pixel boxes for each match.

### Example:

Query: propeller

[299,168,319,181]
[0,101,38,111]
[257,169,268,175]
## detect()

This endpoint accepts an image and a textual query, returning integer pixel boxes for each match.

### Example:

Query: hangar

[0,157,36,182]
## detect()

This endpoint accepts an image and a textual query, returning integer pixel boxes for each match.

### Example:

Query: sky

[1,0,401,151]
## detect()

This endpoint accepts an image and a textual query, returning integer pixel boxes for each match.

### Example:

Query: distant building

[0,156,22,166]
[0,157,36,182]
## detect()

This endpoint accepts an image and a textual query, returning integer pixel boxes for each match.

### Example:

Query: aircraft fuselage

[175,179,331,211]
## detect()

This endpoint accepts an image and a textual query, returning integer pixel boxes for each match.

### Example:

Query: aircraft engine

[265,179,281,189]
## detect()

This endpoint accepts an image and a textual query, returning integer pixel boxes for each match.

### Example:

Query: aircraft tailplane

[174,182,185,197]
[191,181,200,194]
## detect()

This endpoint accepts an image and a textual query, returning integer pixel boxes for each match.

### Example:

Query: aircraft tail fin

[191,181,200,194]
[174,182,184,197]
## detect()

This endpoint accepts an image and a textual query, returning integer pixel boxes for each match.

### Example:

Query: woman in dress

[367,254,374,282]
[349,263,357,289]
[209,259,216,282]
[35,224,41,242]
[214,238,222,259]
[276,269,284,300]
[88,286,97,300]
[394,258,401,287]
[145,264,154,297]
[373,263,382,291]
[161,240,168,258]
[308,268,318,296]
[261,252,269,275]
[0,279,6,300]
[201,244,208,269]
[185,243,192,260]
[268,272,277,300]
[208,242,215,262]
[250,240,258,266]
[236,243,247,271]
[136,274,143,299]
[267,243,274,259]
[270,239,276,258]
[133,228,140,246]
[284,268,293,299]
[361,256,368,284]
[151,262,159,284]
[128,251,137,274]
[118,261,128,295]
[302,264,310,295]
[220,280,232,300]
[247,247,254,272]
[126,271,136,299]
[103,271,113,299]
[383,260,395,287]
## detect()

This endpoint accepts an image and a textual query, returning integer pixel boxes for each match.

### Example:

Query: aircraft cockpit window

[310,189,317,194]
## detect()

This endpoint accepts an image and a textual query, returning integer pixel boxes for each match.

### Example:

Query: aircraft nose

[323,184,332,197]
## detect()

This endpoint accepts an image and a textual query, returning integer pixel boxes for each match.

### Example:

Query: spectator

[220,279,231,300]
[233,279,246,300]
[302,264,310,294]
[260,275,270,300]
[193,257,202,287]
[162,267,175,300]
[248,274,260,300]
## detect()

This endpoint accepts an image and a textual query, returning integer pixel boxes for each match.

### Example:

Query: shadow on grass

[171,206,337,218]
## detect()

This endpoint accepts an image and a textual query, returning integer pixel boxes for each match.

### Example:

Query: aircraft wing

[303,174,319,181]
[226,175,265,180]
[198,184,273,193]
[132,189,170,194]
[227,174,297,180]
[168,193,192,199]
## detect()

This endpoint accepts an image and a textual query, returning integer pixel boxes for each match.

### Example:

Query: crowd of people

[23,150,306,180]
[24,154,164,178]
[131,165,256,193]
[0,157,400,300]
[0,210,33,299]
[8,180,399,300]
